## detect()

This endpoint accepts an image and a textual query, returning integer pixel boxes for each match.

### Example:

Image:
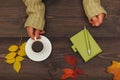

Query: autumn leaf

[62,54,84,80]
[16,56,24,62]
[19,42,26,50]
[17,49,26,56]
[61,68,74,80]
[5,52,17,59]
[107,60,120,80]
[8,45,18,52]
[13,61,21,73]
[5,42,26,73]
[66,54,77,67]
[73,68,84,79]
[5,58,15,64]
[74,68,84,75]
[61,67,84,80]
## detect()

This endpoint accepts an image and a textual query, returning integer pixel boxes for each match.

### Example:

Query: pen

[84,26,91,55]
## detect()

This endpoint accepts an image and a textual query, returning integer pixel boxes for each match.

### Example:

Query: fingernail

[34,37,37,40]
[95,23,99,27]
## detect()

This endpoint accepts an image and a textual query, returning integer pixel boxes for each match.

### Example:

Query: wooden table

[0,0,120,80]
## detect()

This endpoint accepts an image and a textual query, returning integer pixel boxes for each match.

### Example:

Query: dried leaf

[61,68,74,80]
[17,49,26,56]
[66,54,77,66]
[8,45,18,52]
[13,61,21,73]
[74,68,84,75]
[107,61,120,80]
[16,56,24,62]
[73,71,78,80]
[5,42,26,73]
[73,68,84,79]
[5,58,15,64]
[19,42,26,50]
[5,52,17,59]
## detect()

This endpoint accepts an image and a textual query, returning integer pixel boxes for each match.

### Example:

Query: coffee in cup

[32,41,44,53]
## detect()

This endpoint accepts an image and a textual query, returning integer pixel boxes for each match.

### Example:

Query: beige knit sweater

[23,0,107,30]
[23,0,45,30]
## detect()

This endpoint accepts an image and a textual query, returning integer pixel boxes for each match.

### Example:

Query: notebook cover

[70,28,102,62]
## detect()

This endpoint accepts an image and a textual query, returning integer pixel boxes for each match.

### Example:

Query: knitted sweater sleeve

[23,0,45,30]
[83,0,107,20]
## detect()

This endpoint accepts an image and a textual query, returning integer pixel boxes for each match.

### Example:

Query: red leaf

[75,68,84,75]
[72,68,84,80]
[66,54,77,66]
[61,68,74,80]
[73,71,78,80]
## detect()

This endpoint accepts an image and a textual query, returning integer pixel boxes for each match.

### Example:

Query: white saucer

[25,35,52,62]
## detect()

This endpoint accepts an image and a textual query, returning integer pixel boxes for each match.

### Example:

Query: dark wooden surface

[0,0,120,80]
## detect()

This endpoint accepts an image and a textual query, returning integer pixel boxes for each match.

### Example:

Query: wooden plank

[0,0,26,37]
[0,0,119,79]
[0,37,120,79]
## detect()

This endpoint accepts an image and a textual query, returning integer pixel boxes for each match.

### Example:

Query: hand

[89,13,105,27]
[26,27,45,40]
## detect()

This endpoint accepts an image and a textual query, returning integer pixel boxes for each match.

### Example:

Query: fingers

[97,13,104,24]
[26,27,45,40]
[89,16,99,27]
[40,30,45,34]
[35,30,45,39]
[26,27,34,40]
[89,13,105,27]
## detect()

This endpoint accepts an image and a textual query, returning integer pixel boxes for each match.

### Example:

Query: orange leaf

[107,61,120,80]
[61,68,74,80]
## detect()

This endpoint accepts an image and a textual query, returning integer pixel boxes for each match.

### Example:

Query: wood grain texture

[0,0,120,80]
[0,0,26,37]
[1,37,120,80]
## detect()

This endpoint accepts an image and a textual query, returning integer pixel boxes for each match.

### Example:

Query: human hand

[89,13,105,27]
[26,27,45,40]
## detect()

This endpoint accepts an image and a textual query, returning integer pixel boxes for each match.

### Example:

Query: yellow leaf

[19,42,26,50]
[13,61,21,73]
[5,52,17,59]
[8,45,18,52]
[5,58,15,64]
[16,56,24,62]
[17,49,26,56]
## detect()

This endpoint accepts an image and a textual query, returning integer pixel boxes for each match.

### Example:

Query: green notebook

[70,27,102,62]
